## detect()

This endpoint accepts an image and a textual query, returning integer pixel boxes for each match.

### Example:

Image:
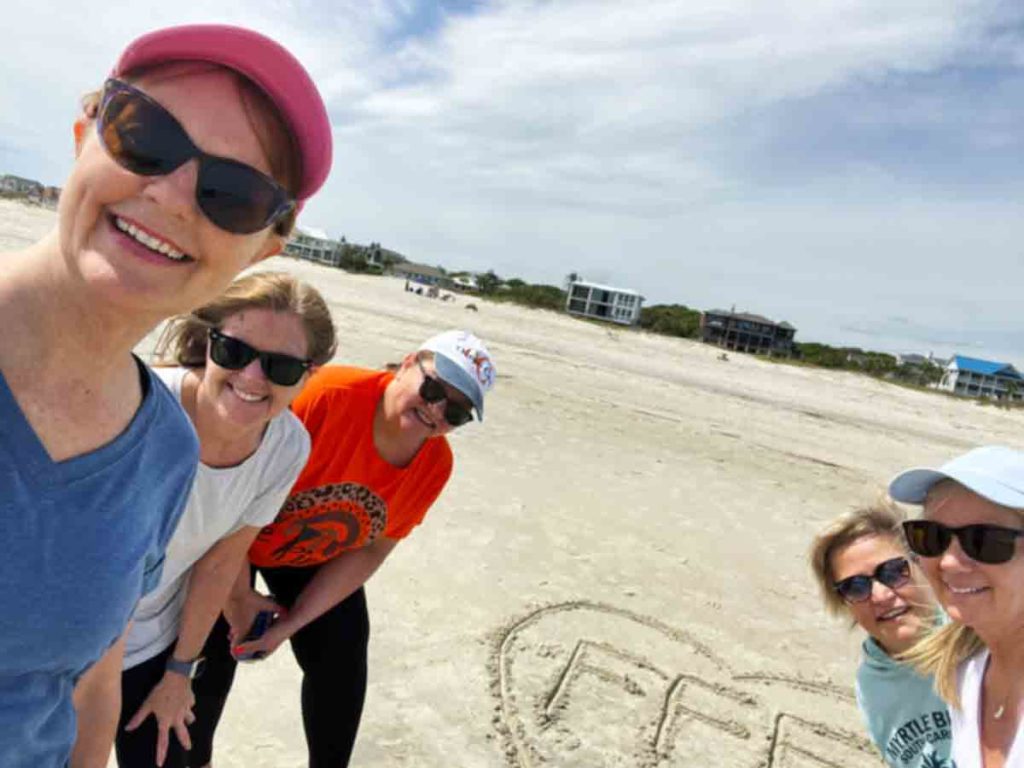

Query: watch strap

[165,656,204,679]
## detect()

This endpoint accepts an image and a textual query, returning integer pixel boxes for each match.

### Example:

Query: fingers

[174,719,193,751]
[124,703,151,732]
[156,724,168,767]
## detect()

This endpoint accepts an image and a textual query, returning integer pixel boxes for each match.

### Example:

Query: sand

[3,198,1022,767]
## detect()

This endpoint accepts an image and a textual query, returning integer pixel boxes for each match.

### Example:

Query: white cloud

[2,0,1022,362]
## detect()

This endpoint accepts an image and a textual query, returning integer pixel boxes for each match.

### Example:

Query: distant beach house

[700,309,796,356]
[896,352,947,368]
[0,174,42,197]
[939,355,1023,401]
[565,280,643,325]
[390,262,449,288]
[286,227,340,266]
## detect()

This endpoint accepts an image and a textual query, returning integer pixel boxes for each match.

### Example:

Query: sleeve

[242,417,312,528]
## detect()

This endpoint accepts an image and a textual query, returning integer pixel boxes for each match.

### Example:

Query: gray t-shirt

[123,367,310,669]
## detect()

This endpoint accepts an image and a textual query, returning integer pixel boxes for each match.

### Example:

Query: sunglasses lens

[262,355,308,387]
[876,558,910,589]
[962,525,1018,564]
[100,87,191,176]
[836,576,872,603]
[198,159,288,235]
[209,332,255,370]
[903,521,949,558]
[444,404,474,428]
[419,377,448,404]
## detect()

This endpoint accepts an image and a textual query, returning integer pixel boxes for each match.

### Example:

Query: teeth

[879,608,908,620]
[947,585,986,595]
[114,216,187,261]
[233,387,265,403]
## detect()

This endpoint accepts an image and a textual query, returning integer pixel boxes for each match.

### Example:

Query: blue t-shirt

[0,359,198,768]
[856,636,956,768]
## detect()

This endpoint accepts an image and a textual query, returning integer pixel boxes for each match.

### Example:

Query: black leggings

[116,645,189,768]
[189,566,370,768]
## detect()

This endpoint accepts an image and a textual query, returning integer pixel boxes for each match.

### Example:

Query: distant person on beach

[893,446,1024,768]
[109,273,335,768]
[0,23,331,768]
[189,330,496,768]
[810,504,953,768]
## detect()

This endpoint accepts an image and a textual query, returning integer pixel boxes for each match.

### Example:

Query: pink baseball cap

[112,24,332,206]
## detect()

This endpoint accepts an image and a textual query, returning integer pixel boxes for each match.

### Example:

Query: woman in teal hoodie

[810,504,955,768]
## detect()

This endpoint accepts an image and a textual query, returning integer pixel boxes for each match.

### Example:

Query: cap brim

[889,467,1024,508]
[433,355,484,421]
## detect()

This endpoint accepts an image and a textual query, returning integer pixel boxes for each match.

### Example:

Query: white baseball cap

[888,445,1024,508]
[419,330,495,421]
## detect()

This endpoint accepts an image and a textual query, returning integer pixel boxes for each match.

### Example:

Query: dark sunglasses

[903,519,1024,565]
[208,329,311,387]
[97,79,295,235]
[416,358,473,427]
[833,556,911,604]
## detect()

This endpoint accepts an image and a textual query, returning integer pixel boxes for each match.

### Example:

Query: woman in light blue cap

[892,445,1024,768]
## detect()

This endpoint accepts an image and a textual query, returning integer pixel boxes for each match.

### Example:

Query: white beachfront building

[285,226,339,266]
[939,355,1023,401]
[565,280,643,326]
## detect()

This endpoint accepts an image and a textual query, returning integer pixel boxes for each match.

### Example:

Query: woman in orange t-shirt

[190,330,495,768]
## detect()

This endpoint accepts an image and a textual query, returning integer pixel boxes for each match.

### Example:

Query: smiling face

[58,64,287,322]
[388,352,474,438]
[917,482,1024,641]
[830,534,931,655]
[198,308,310,434]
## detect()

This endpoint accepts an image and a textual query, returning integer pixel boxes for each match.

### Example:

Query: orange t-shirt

[248,366,453,568]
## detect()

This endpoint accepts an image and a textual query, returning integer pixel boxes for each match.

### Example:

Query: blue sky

[2,0,1023,365]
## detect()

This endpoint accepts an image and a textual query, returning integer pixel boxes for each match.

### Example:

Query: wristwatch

[165,655,205,680]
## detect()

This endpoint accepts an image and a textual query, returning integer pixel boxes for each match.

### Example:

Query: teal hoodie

[855,636,956,768]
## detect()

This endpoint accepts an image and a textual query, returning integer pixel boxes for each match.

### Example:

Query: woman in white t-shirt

[892,446,1024,768]
[113,272,336,768]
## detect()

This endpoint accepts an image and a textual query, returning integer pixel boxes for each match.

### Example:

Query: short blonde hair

[809,502,906,617]
[155,271,336,367]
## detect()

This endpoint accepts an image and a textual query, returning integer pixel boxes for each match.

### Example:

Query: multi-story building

[0,174,43,197]
[939,355,1023,401]
[700,309,796,356]
[285,227,340,266]
[565,280,643,325]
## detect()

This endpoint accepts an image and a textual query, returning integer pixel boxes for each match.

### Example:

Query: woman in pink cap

[189,330,496,768]
[0,24,331,768]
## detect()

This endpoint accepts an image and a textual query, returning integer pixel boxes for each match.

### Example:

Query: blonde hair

[900,622,984,706]
[81,63,299,236]
[809,502,906,618]
[154,271,336,367]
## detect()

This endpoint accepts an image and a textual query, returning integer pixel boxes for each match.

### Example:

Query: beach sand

[4,198,1021,766]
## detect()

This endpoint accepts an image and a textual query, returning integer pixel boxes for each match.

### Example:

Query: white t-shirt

[123,367,310,669]
[951,648,1024,767]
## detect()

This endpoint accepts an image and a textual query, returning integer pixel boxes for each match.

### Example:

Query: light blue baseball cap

[419,330,495,421]
[888,445,1024,508]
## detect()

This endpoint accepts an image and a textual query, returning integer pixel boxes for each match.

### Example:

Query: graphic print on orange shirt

[256,482,388,566]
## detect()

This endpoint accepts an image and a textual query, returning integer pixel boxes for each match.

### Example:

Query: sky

[2,0,1023,365]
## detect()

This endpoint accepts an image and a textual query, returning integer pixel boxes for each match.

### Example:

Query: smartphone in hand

[235,609,277,662]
